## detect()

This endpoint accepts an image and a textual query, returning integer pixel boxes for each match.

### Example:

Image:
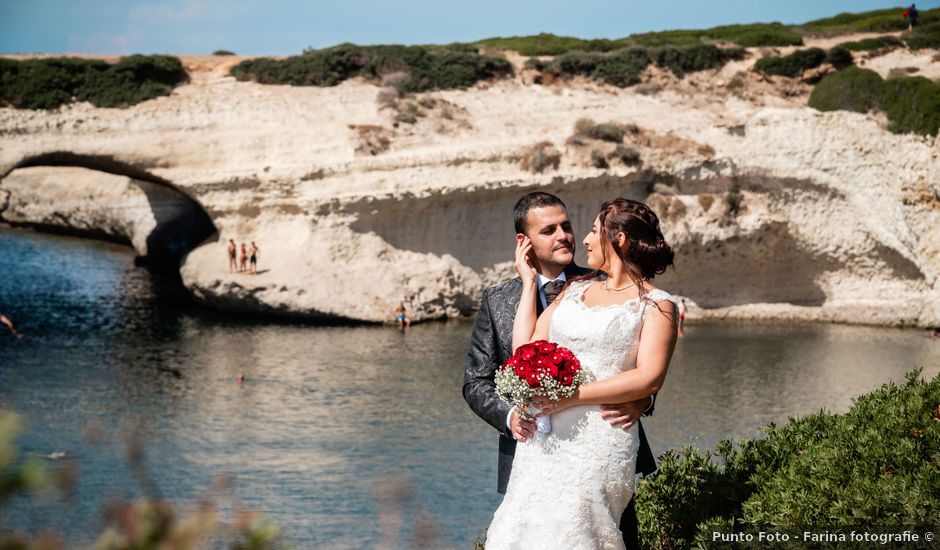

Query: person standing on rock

[228,239,238,272]
[249,242,259,274]
[904,4,919,31]
[463,191,658,550]
[239,243,248,272]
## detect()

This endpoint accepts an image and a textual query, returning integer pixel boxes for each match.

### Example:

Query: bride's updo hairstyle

[597,198,674,289]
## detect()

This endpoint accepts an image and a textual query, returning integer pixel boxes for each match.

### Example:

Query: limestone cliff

[1,43,938,326]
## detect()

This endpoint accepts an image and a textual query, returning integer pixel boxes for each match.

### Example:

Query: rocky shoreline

[2,47,938,327]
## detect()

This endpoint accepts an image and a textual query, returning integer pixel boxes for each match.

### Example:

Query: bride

[485,198,679,550]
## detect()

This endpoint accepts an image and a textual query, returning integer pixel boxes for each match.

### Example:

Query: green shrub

[230,44,512,92]
[550,50,602,77]
[727,25,805,47]
[808,66,884,113]
[0,57,98,109]
[592,48,651,87]
[477,23,799,56]
[574,118,624,142]
[826,46,854,69]
[636,370,940,549]
[212,49,235,56]
[809,67,940,137]
[754,47,826,77]
[536,48,650,87]
[77,55,186,108]
[591,149,608,168]
[801,7,940,33]
[629,23,803,48]
[610,145,641,165]
[521,141,561,173]
[652,44,746,77]
[536,45,741,86]
[905,22,940,50]
[593,124,624,142]
[837,35,904,51]
[0,55,186,109]
[879,76,940,137]
[476,33,622,56]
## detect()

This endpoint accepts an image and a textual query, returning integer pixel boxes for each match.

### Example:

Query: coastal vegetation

[0,55,186,110]
[836,35,904,52]
[525,45,745,86]
[574,118,625,143]
[478,8,940,56]
[797,7,940,33]
[225,6,938,93]
[478,23,802,55]
[635,370,940,549]
[904,22,940,50]
[620,23,802,49]
[754,47,827,77]
[230,43,512,92]
[809,66,940,137]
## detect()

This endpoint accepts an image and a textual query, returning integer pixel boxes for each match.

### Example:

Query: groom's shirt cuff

[506,409,514,430]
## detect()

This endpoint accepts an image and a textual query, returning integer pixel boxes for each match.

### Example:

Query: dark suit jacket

[462,264,657,494]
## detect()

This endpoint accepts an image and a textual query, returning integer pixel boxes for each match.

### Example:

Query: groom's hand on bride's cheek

[510,410,536,442]
[600,398,649,430]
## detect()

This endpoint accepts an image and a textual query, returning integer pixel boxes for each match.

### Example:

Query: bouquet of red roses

[495,340,591,433]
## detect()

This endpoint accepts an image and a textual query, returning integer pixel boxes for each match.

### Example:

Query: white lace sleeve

[641,289,679,329]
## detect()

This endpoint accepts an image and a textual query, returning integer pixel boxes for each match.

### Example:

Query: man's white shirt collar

[537,272,567,288]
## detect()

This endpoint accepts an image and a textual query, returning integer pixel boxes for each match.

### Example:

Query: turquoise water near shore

[1,226,938,548]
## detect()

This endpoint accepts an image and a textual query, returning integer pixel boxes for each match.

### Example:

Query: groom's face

[522,205,575,272]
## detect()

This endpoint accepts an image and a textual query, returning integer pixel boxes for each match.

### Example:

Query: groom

[463,191,657,549]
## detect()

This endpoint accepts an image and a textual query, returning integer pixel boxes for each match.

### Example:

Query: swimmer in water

[1,313,22,339]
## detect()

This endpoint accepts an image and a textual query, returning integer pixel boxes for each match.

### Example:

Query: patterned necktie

[542,280,565,306]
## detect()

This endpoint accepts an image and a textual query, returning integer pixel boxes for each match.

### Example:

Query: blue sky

[1,0,937,55]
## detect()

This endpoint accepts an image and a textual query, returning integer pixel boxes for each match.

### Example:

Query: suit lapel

[494,280,521,362]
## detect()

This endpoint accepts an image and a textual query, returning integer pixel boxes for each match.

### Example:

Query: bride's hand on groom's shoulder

[514,236,539,288]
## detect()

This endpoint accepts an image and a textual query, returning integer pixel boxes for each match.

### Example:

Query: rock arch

[0,152,216,269]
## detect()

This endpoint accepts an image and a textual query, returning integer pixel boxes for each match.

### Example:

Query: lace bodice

[550,279,677,382]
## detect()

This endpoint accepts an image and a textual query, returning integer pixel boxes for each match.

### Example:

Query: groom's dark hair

[513,192,566,234]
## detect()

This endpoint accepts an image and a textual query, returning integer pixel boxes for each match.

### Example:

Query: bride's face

[583,216,607,270]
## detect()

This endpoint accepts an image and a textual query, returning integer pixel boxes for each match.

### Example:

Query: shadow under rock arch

[1,151,217,270]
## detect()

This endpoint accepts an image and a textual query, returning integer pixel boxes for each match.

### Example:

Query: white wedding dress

[486,280,676,550]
